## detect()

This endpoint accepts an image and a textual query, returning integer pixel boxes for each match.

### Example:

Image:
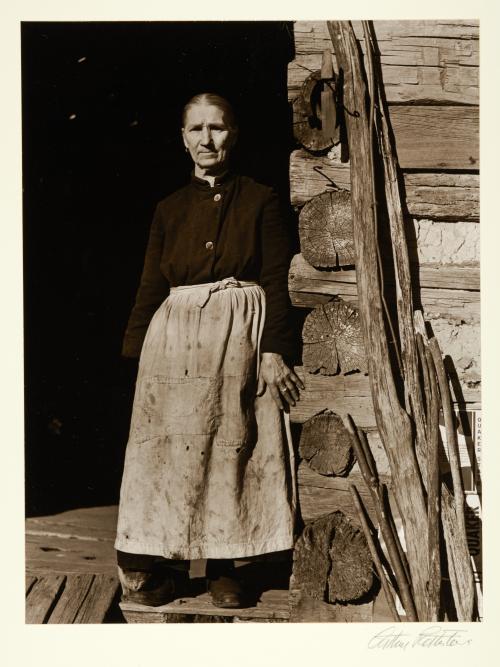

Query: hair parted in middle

[182,93,238,131]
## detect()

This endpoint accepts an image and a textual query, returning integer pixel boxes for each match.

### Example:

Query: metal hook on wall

[312,165,340,190]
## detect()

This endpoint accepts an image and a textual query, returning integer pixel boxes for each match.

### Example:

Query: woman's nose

[200,126,211,144]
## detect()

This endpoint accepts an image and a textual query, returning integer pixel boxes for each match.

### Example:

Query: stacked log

[302,298,367,376]
[298,410,354,477]
[289,511,373,621]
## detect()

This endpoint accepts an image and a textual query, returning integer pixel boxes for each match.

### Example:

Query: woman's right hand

[257,352,305,410]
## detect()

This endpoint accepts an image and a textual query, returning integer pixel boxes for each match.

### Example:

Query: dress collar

[190,170,235,189]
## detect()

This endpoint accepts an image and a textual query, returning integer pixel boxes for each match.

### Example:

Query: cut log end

[290,511,373,605]
[302,298,368,375]
[299,190,355,268]
[299,411,354,476]
[328,518,374,603]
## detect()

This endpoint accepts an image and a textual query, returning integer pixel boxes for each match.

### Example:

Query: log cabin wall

[287,20,479,531]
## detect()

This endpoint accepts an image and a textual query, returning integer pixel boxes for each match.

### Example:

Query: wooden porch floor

[25,506,121,623]
[26,505,393,623]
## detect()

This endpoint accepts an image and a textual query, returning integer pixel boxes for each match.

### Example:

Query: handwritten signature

[368,625,472,650]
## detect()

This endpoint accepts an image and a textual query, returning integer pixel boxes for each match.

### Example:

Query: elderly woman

[115,93,303,609]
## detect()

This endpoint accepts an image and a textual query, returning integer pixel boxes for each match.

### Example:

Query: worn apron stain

[115,279,296,560]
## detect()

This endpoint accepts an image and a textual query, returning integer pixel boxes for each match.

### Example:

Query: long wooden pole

[362,22,429,482]
[414,311,475,620]
[429,338,475,620]
[349,484,401,622]
[343,415,418,620]
[327,20,428,620]
[417,334,441,620]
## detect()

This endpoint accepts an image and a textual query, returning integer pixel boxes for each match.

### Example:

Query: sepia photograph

[18,11,485,634]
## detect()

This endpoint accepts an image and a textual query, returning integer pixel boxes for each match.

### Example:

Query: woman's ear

[181,128,188,150]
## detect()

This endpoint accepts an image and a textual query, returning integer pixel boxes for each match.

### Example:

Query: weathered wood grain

[299,189,354,267]
[48,574,95,624]
[26,506,118,575]
[25,575,65,624]
[299,410,353,476]
[302,299,367,375]
[292,290,481,333]
[25,574,37,597]
[291,514,334,600]
[291,253,480,292]
[26,532,118,574]
[327,21,456,618]
[120,589,290,622]
[293,20,479,55]
[288,591,338,622]
[289,254,480,312]
[74,574,120,623]
[298,459,392,523]
[289,40,478,105]
[290,149,480,220]
[291,369,378,428]
[293,103,478,170]
[391,106,478,169]
[290,364,480,426]
[288,589,374,622]
[349,484,401,622]
[26,506,118,543]
[290,511,373,605]
[328,512,374,603]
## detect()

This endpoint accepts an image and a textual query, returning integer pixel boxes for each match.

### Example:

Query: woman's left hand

[257,352,305,410]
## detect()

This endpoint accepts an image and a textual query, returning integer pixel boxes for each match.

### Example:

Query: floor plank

[48,574,95,624]
[74,574,120,624]
[26,575,66,624]
[25,574,38,597]
[120,588,291,622]
[26,506,120,623]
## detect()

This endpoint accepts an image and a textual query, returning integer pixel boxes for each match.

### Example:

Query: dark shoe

[208,575,244,609]
[119,565,189,607]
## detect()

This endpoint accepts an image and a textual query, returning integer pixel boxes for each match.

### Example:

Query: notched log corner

[299,189,354,268]
[302,298,367,375]
[299,410,354,476]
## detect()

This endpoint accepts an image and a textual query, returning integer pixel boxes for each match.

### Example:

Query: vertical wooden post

[327,20,428,620]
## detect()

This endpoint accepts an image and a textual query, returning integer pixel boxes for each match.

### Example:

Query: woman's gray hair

[182,93,238,130]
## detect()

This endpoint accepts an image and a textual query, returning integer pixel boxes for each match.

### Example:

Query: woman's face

[182,103,236,175]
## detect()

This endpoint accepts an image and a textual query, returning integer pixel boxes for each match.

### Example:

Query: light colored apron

[115,278,296,560]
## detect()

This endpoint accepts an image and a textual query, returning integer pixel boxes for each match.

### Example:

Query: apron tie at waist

[170,278,259,308]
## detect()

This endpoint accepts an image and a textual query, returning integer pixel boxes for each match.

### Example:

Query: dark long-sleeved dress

[115,172,297,560]
[122,171,294,360]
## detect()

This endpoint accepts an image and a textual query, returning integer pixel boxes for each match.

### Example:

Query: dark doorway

[23,21,295,516]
